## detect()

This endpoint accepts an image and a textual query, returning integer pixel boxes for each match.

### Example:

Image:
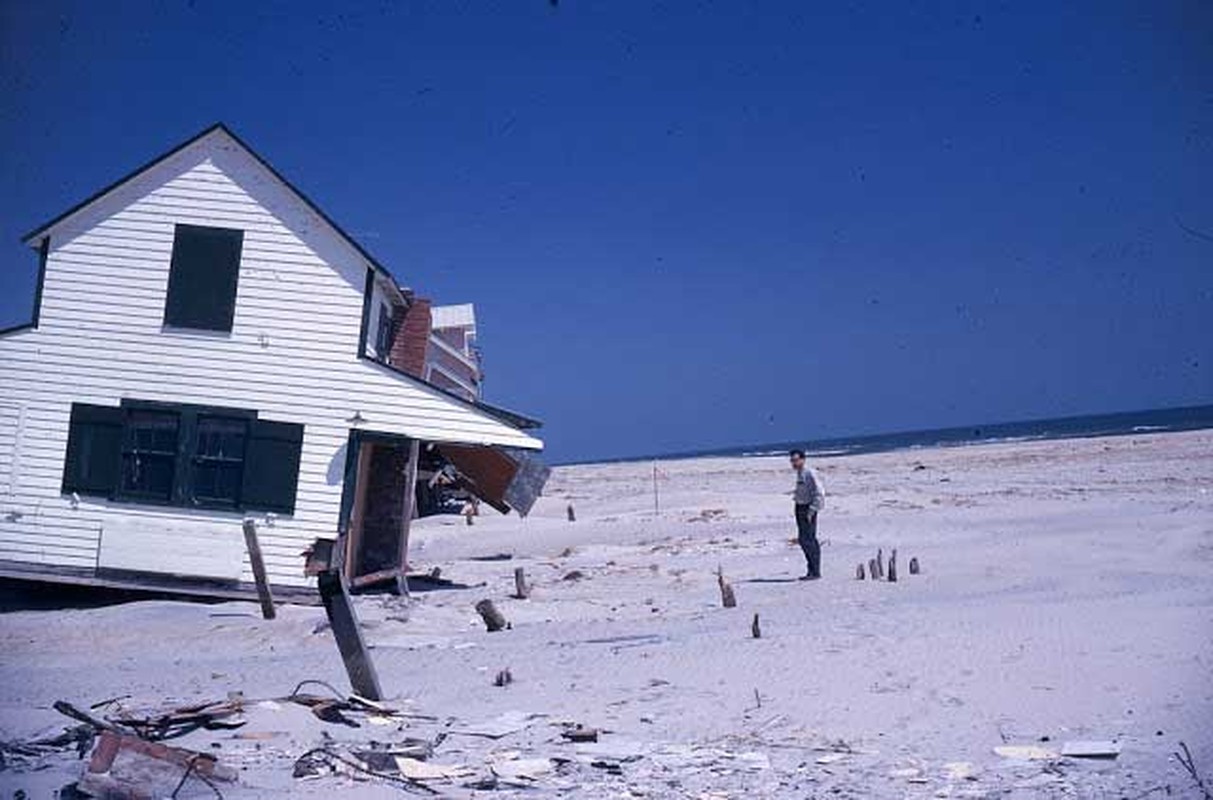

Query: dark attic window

[163,224,244,332]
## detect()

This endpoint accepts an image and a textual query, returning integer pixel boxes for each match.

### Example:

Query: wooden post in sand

[241,519,276,620]
[751,613,762,639]
[887,549,898,583]
[876,548,885,579]
[567,503,576,522]
[909,557,920,575]
[716,566,737,608]
[513,567,531,600]
[476,599,509,632]
[868,558,878,582]
[856,562,866,580]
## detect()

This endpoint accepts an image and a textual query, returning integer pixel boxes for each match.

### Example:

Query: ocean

[596,404,1213,465]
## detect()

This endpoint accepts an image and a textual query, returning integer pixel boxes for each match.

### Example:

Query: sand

[1,430,1211,798]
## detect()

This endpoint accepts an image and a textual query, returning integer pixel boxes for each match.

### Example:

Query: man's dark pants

[795,504,821,578]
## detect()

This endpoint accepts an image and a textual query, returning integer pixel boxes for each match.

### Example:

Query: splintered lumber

[513,567,531,600]
[887,548,898,582]
[751,613,762,639]
[79,731,236,799]
[318,570,383,701]
[909,557,920,575]
[476,599,509,632]
[856,562,866,580]
[242,519,277,620]
[876,548,885,579]
[716,566,737,608]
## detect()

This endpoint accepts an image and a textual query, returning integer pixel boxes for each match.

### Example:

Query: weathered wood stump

[567,503,576,522]
[876,548,885,579]
[716,567,737,608]
[751,613,762,639]
[909,557,920,575]
[856,562,866,580]
[887,548,898,583]
[475,599,508,632]
[513,567,531,599]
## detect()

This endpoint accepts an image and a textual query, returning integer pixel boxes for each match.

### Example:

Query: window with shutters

[61,401,303,515]
[163,224,244,332]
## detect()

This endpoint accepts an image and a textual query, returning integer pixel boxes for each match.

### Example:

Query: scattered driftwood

[242,519,276,620]
[1175,741,1213,800]
[562,724,599,743]
[716,566,737,608]
[751,613,762,639]
[78,731,235,799]
[493,669,513,687]
[567,503,576,522]
[475,599,509,632]
[855,562,866,580]
[513,567,531,600]
[876,548,885,579]
[909,556,920,575]
[887,549,898,583]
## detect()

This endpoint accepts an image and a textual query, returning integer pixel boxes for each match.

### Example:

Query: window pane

[192,416,247,505]
[120,410,180,501]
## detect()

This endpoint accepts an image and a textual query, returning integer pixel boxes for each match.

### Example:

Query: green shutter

[241,419,304,514]
[164,224,243,332]
[61,403,124,497]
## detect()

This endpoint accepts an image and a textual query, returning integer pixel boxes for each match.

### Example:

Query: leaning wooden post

[307,536,383,701]
[887,548,898,583]
[241,519,276,620]
[513,567,531,600]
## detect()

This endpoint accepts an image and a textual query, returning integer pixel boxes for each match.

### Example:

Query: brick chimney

[389,297,432,378]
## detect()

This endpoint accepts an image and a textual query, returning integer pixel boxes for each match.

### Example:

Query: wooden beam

[395,438,421,597]
[317,569,383,701]
[241,519,276,620]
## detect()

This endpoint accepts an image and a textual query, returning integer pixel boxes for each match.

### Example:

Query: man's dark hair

[789,449,806,459]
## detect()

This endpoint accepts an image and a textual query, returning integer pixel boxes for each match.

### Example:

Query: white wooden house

[0,124,546,596]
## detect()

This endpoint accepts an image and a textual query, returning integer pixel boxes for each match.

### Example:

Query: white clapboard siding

[0,127,541,588]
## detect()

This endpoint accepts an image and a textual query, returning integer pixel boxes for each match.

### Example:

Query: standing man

[790,449,824,580]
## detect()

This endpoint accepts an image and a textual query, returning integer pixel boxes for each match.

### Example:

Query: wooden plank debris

[78,731,236,799]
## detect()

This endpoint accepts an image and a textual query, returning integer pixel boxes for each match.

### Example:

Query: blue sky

[1,2,1210,463]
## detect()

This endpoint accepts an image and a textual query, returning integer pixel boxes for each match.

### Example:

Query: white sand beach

[2,430,1211,798]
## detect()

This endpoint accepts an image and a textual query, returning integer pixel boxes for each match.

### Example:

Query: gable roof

[20,123,405,295]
